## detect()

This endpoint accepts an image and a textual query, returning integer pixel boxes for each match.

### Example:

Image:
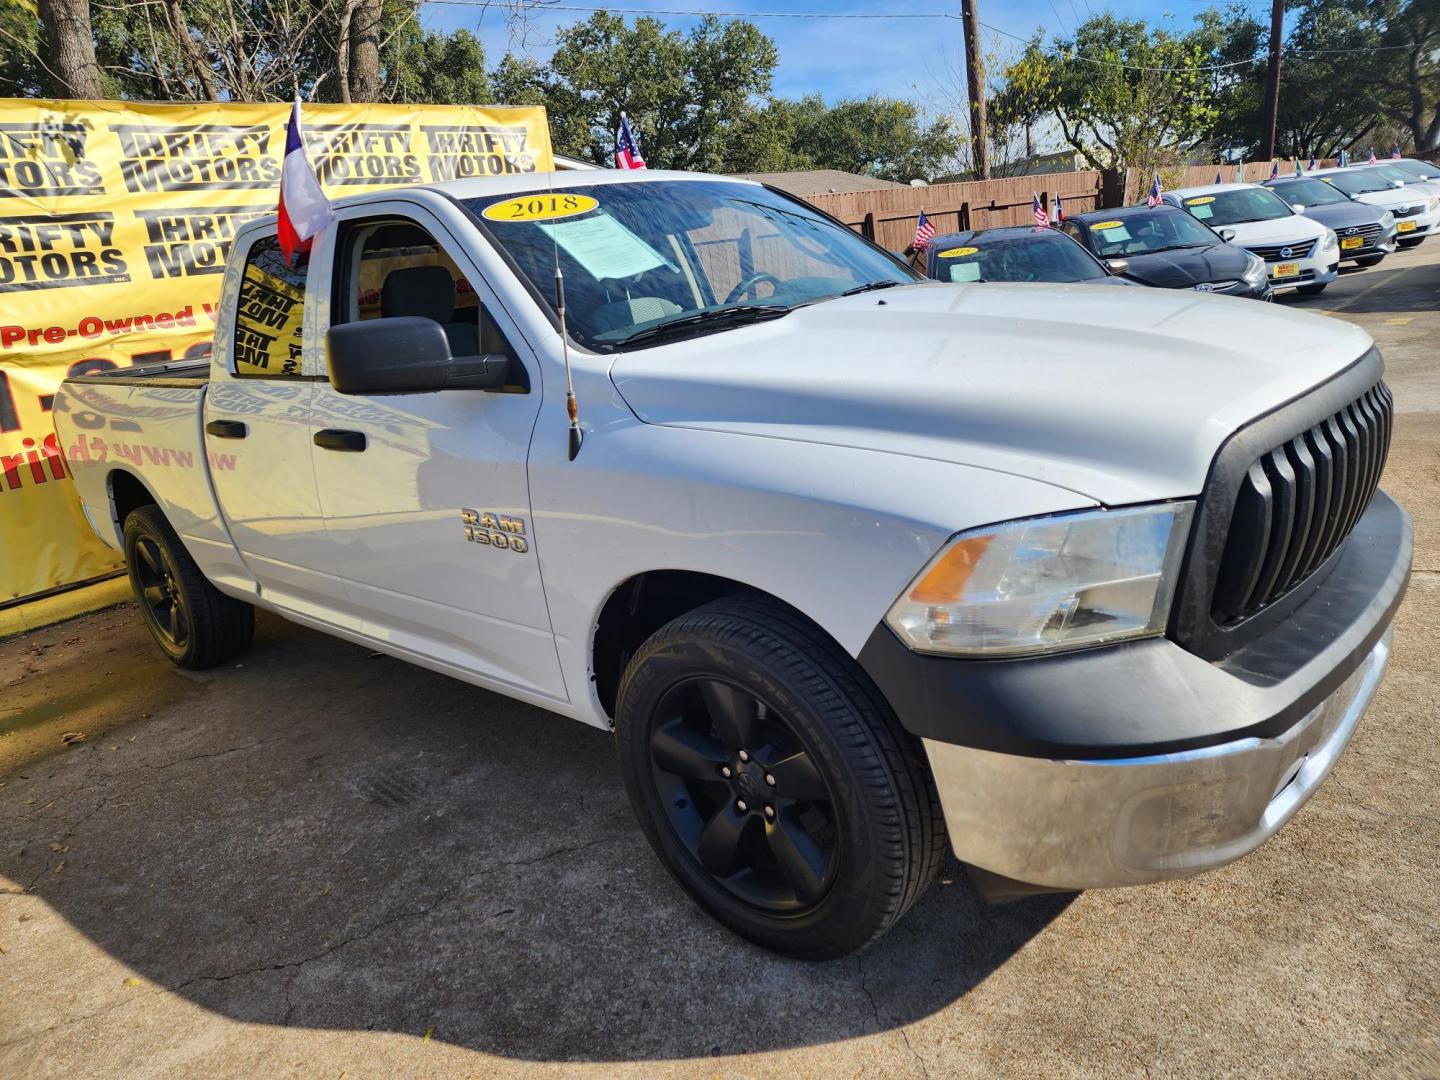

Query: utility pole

[1262,0,1284,161]
[961,0,991,180]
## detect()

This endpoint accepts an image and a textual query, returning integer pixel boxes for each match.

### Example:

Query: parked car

[1343,160,1440,199]
[1261,175,1397,268]
[1310,166,1439,248]
[1163,182,1338,296]
[53,170,1410,959]
[1388,158,1440,184]
[1061,204,1271,298]
[915,226,1138,286]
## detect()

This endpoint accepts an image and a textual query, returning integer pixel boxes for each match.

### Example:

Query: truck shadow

[1,612,1071,1063]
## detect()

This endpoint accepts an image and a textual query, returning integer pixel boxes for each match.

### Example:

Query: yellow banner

[0,97,552,603]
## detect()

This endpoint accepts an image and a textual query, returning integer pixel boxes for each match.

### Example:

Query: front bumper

[859,491,1411,890]
[921,628,1389,889]
[1338,224,1397,261]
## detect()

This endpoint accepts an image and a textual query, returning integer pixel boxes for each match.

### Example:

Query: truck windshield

[1179,188,1294,226]
[463,180,918,350]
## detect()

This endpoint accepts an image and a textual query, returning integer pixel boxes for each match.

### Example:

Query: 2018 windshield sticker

[936,246,978,258]
[1185,196,1216,205]
[481,193,598,223]
[1094,221,1124,230]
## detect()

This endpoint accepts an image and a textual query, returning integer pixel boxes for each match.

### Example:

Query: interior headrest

[381,265,455,325]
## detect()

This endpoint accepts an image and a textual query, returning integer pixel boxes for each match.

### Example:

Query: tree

[781,94,961,182]
[36,0,101,97]
[1001,14,1218,176]
[0,3,46,98]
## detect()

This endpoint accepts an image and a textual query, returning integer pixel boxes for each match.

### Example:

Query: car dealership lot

[2,244,1438,1079]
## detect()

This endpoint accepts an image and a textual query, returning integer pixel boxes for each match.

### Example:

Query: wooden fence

[800,159,1344,251]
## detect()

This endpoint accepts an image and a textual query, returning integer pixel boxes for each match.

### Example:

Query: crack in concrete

[856,950,931,1080]
[465,833,629,885]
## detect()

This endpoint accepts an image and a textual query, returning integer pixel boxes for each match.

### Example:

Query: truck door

[204,229,350,619]
[306,204,564,701]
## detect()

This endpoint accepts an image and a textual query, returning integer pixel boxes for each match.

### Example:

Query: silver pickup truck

[53,170,1411,959]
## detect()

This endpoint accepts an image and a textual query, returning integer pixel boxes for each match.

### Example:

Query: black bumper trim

[858,491,1411,761]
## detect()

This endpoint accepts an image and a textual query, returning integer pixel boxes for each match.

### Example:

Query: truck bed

[65,358,210,389]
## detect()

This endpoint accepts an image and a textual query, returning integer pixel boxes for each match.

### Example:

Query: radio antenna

[549,168,583,461]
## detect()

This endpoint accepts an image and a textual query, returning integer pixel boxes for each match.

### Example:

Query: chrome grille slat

[1210,381,1393,625]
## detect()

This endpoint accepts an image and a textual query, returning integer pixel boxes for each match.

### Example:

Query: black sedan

[916,226,1138,286]
[1262,175,1397,267]
[1060,205,1272,299]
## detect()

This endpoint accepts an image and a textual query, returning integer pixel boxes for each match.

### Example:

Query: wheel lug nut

[737,800,749,813]
[720,766,732,778]
[738,750,750,763]
[764,805,775,819]
[765,773,776,786]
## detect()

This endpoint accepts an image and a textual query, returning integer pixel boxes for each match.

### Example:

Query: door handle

[314,428,367,452]
[205,419,247,439]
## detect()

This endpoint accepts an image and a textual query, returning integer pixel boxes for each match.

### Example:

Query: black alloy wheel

[615,596,946,959]
[133,531,190,654]
[122,504,254,669]
[648,676,839,913]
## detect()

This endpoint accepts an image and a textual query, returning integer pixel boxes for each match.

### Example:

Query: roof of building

[730,169,908,196]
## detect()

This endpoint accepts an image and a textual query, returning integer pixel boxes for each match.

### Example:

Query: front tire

[1297,282,1329,296]
[1398,237,1424,249]
[123,505,254,669]
[1354,254,1386,268]
[615,597,945,959]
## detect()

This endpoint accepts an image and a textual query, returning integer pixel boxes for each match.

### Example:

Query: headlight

[1430,198,1439,213]
[884,503,1195,657]
[1243,254,1267,280]
[1321,229,1338,251]
[1380,211,1395,227]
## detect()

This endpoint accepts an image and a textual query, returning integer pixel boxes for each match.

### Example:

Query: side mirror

[1105,258,1130,274]
[1218,227,1238,242]
[325,317,510,394]
[1391,179,1405,188]
[1291,204,1306,213]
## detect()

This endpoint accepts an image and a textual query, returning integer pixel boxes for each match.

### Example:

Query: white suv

[1312,165,1440,248]
[1163,182,1338,296]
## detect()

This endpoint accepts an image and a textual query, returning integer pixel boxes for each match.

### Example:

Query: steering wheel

[725,271,784,305]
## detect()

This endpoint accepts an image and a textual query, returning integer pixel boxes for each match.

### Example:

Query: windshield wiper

[604,304,794,348]
[839,280,905,297]
[1137,244,1204,255]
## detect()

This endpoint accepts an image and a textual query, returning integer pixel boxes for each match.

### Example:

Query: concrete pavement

[2,241,1438,1078]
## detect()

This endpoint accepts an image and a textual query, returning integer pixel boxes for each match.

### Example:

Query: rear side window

[233,236,307,378]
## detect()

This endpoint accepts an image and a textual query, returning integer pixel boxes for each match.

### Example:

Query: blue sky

[420,0,1270,105]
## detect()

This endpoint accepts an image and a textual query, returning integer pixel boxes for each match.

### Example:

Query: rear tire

[1353,254,1386,268]
[1297,282,1328,296]
[615,597,945,959]
[123,505,254,669]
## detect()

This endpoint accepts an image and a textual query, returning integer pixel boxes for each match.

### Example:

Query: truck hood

[608,283,1374,505]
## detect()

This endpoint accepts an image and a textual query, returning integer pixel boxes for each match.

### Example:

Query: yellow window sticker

[1094,221,1124,230]
[936,246,978,258]
[1185,196,1216,205]
[482,193,599,222]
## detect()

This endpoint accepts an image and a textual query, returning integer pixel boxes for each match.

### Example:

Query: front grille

[1339,223,1381,242]
[1392,205,1421,218]
[1211,382,1393,624]
[1246,238,1318,261]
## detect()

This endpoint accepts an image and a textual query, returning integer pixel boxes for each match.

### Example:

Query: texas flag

[277,97,331,265]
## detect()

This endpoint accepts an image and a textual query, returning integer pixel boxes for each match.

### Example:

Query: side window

[233,235,307,378]
[338,219,515,365]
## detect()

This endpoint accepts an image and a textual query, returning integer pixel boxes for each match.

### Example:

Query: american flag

[1367,146,1377,163]
[1215,169,1223,184]
[1032,193,1049,227]
[913,210,935,249]
[1052,193,1063,223]
[1391,144,1402,160]
[1146,172,1162,207]
[615,113,646,170]
[1269,161,1279,180]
